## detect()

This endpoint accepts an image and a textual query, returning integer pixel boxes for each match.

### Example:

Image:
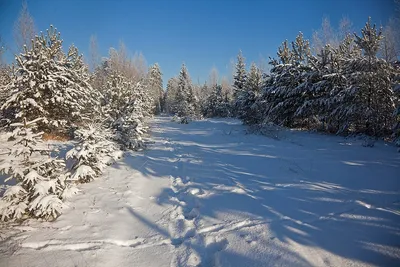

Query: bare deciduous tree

[0,36,6,65]
[106,41,148,84]
[13,0,36,52]
[378,0,400,63]
[89,34,100,72]
[208,66,219,86]
[228,58,235,84]
[380,19,399,62]
[133,52,147,80]
[312,16,355,54]
[339,16,354,40]
[221,76,232,99]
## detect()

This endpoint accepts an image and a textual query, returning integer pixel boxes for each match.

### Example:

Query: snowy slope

[1,116,400,267]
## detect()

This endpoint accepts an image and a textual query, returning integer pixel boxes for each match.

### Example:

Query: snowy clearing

[1,116,400,267]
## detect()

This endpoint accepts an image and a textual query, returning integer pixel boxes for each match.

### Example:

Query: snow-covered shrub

[247,121,285,141]
[171,115,179,122]
[171,115,191,124]
[179,116,190,124]
[111,116,147,150]
[0,118,69,221]
[66,125,120,183]
[361,136,376,147]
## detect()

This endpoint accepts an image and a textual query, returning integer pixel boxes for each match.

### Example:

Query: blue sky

[0,0,396,87]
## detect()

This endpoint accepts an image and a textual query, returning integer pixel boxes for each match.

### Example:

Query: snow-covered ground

[1,116,399,267]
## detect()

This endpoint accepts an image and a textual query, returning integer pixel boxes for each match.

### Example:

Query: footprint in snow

[239,232,258,245]
[188,188,204,196]
[184,207,200,220]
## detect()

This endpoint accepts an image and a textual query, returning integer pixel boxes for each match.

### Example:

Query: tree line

[165,16,399,142]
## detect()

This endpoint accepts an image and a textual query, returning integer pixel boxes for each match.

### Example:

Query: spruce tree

[165,77,179,114]
[239,63,263,124]
[203,84,230,118]
[175,64,197,120]
[147,63,163,114]
[233,51,247,115]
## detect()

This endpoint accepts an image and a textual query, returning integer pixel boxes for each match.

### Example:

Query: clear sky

[0,0,396,87]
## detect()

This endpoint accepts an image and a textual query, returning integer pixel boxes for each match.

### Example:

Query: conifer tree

[147,63,163,114]
[262,33,313,127]
[175,64,197,120]
[101,72,151,149]
[66,124,120,183]
[331,18,395,135]
[165,77,179,114]
[277,40,292,64]
[2,26,97,134]
[239,63,263,124]
[202,84,230,118]
[0,118,71,221]
[295,35,360,132]
[233,51,247,115]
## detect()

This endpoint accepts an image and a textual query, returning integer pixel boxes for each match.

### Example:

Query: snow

[1,116,400,266]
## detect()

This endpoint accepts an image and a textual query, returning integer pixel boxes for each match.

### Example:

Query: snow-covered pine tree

[0,118,71,221]
[232,51,247,116]
[221,77,233,106]
[175,64,198,121]
[101,72,151,150]
[191,83,204,116]
[330,18,396,135]
[165,77,179,114]
[302,34,361,132]
[66,124,120,183]
[277,40,292,64]
[257,42,292,125]
[0,64,12,127]
[2,26,97,134]
[294,44,346,131]
[199,82,209,115]
[0,64,11,92]
[238,63,263,124]
[187,83,199,119]
[202,84,230,118]
[147,63,164,114]
[262,34,313,127]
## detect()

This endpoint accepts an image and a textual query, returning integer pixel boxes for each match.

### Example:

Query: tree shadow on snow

[122,117,400,266]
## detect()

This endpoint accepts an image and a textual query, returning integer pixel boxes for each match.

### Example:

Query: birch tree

[14,0,36,52]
